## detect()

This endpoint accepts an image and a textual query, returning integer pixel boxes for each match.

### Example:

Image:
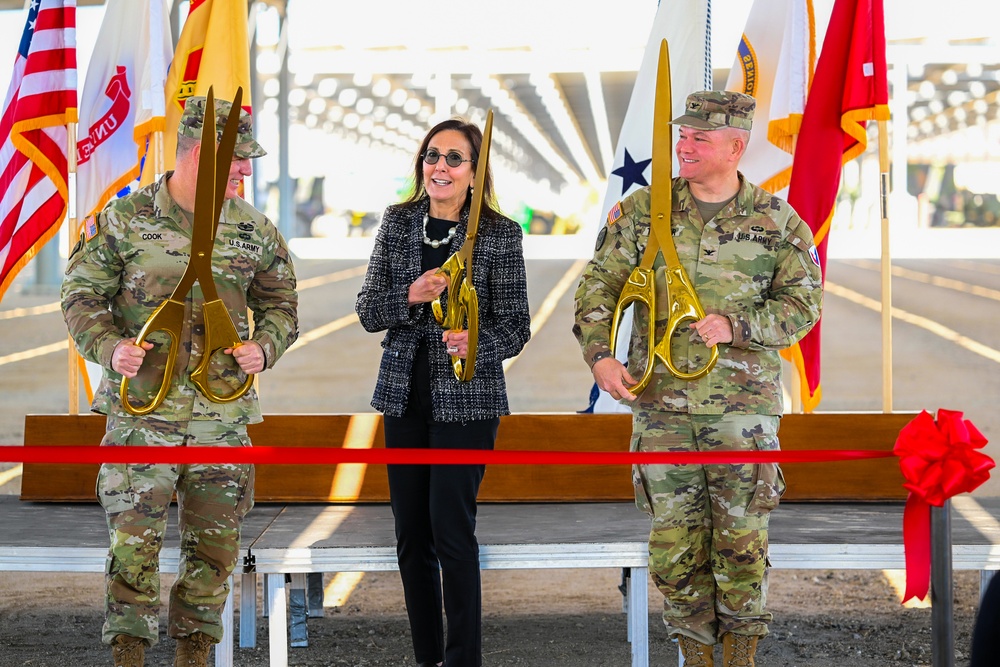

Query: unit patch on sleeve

[808,245,820,266]
[595,226,608,251]
[83,215,98,241]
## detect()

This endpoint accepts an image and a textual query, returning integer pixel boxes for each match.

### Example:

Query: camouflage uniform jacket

[573,175,823,415]
[61,173,299,424]
[356,198,530,422]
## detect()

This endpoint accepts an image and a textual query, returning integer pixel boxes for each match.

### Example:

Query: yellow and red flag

[163,0,251,169]
[785,0,890,412]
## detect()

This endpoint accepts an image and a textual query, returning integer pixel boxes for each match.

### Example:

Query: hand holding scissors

[408,268,448,305]
[228,340,265,375]
[112,338,154,379]
[691,314,733,348]
[592,356,638,402]
[442,330,470,360]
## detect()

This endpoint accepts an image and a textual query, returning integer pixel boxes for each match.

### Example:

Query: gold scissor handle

[610,266,658,396]
[653,265,719,381]
[450,281,478,382]
[120,298,185,416]
[432,252,478,381]
[189,299,255,403]
[430,251,463,326]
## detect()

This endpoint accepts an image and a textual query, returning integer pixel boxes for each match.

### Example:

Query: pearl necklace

[422,214,457,248]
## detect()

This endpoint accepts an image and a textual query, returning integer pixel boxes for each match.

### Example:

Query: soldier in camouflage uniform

[61,96,298,667]
[573,91,822,667]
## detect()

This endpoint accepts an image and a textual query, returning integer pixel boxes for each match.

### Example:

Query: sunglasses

[422,149,474,168]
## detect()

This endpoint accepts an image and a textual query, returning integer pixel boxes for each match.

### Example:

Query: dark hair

[404,117,501,217]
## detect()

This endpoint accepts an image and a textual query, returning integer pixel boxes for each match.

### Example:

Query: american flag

[0,0,77,302]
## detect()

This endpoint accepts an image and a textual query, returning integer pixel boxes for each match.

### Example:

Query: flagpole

[878,119,892,413]
[67,121,79,415]
[789,131,803,415]
[788,361,802,413]
[154,130,164,178]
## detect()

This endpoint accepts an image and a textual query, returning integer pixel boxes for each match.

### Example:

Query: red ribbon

[9,410,993,606]
[894,409,994,603]
[0,445,892,466]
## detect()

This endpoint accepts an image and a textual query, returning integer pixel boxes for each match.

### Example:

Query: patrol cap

[178,96,266,159]
[670,90,755,131]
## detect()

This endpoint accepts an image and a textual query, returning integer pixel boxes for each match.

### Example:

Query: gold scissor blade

[648,40,719,380]
[213,87,243,239]
[193,87,219,260]
[461,109,493,277]
[191,86,244,300]
[650,39,674,262]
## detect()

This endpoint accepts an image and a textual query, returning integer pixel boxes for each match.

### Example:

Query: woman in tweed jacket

[356,117,530,667]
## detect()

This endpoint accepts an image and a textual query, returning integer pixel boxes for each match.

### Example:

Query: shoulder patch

[595,226,608,251]
[83,215,98,241]
[808,244,821,266]
[607,201,623,226]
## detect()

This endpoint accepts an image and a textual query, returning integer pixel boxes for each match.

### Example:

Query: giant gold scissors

[431,110,494,382]
[121,86,254,416]
[609,40,718,395]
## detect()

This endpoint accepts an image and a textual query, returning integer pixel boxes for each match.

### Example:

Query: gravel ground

[0,568,981,666]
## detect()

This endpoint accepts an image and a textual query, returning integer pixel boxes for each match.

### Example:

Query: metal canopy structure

[250,0,659,203]
[897,51,1000,162]
[1,0,999,209]
[256,66,640,191]
[247,3,1000,221]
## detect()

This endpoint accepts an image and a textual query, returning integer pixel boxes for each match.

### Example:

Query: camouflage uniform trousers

[96,417,255,646]
[630,410,785,646]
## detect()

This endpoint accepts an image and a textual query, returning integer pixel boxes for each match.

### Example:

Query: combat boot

[677,635,715,667]
[174,632,215,667]
[721,633,759,667]
[111,634,145,667]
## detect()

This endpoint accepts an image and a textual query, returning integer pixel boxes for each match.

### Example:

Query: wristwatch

[592,350,612,364]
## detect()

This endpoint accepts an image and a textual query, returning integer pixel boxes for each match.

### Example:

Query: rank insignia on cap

[607,201,623,226]
[84,215,98,241]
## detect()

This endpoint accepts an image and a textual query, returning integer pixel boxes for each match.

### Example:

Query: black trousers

[383,349,499,667]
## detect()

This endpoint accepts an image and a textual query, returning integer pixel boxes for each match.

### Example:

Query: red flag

[0,0,77,302]
[785,0,889,412]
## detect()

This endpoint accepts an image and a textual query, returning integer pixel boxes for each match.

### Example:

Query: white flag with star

[600,0,711,222]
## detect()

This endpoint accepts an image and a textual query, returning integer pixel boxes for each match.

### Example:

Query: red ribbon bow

[894,409,994,603]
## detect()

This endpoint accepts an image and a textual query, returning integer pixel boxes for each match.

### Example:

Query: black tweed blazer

[356,198,531,421]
